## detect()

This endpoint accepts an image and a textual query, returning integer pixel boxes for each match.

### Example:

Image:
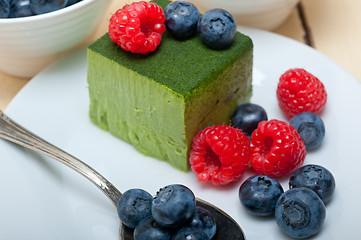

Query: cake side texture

[88,48,188,170]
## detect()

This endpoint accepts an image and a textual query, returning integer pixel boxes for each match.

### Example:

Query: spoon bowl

[0,110,245,240]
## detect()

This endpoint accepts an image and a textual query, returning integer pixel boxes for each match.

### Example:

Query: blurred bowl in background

[189,0,300,31]
[0,0,113,78]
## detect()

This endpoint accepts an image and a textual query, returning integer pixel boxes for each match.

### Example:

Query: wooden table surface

[1,0,360,110]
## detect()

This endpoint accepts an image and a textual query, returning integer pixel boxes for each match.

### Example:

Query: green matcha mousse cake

[87,13,253,171]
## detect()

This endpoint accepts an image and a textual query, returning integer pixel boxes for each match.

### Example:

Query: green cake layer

[87,20,253,171]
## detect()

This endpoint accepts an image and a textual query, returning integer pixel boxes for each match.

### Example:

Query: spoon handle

[0,110,122,207]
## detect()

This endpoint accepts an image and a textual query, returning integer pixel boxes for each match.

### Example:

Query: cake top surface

[88,1,253,98]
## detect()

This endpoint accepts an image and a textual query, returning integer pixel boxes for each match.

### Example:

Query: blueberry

[29,0,68,15]
[172,227,210,240]
[152,184,196,228]
[230,103,268,137]
[164,1,200,39]
[0,0,10,18]
[117,188,153,229]
[9,0,34,18]
[197,8,236,49]
[187,207,216,239]
[290,112,325,150]
[275,187,326,239]
[239,175,284,216]
[133,216,172,240]
[290,164,335,204]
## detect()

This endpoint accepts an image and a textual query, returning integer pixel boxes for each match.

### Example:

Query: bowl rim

[0,0,100,24]
[192,0,300,9]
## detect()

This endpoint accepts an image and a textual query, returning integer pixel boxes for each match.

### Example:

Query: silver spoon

[0,109,245,240]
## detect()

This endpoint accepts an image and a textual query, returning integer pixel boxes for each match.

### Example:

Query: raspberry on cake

[108,1,166,54]
[87,0,253,171]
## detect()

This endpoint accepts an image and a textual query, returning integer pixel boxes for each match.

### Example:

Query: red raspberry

[189,125,251,185]
[277,68,327,118]
[250,120,306,178]
[108,1,166,54]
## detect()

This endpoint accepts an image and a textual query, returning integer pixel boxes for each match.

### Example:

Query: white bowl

[189,0,300,31]
[0,0,113,78]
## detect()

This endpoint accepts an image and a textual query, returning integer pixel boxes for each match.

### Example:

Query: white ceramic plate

[1,27,360,240]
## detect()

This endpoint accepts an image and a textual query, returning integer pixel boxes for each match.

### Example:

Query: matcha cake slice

[87,26,253,171]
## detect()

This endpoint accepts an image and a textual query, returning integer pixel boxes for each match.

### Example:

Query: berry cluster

[189,117,307,184]
[0,0,81,18]
[108,1,238,53]
[189,67,331,237]
[164,1,236,49]
[279,69,327,151]
[117,184,216,240]
[239,164,335,239]
[190,68,328,183]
